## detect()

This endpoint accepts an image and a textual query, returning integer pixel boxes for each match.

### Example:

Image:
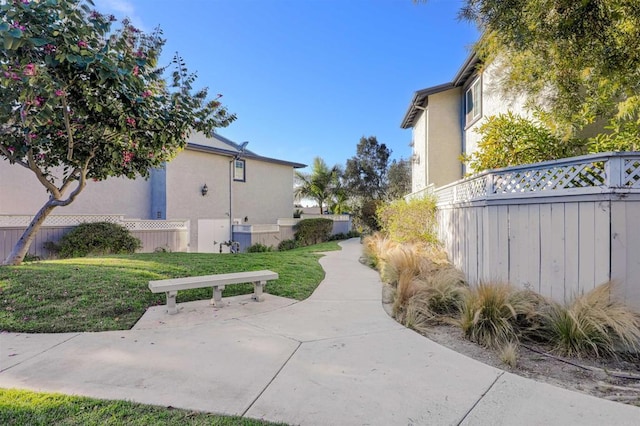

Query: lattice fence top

[433,153,640,206]
[0,214,188,230]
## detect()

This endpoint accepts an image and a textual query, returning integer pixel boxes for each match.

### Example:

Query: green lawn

[0,388,286,425]
[0,242,340,333]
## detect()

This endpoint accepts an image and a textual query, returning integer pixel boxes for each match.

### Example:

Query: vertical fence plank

[549,203,566,301]
[564,203,580,302]
[526,204,541,293]
[539,204,553,299]
[593,201,610,287]
[578,202,596,293]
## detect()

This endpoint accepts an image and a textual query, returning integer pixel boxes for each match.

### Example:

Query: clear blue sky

[94,0,478,171]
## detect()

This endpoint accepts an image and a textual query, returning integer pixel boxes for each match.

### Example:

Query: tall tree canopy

[295,157,340,215]
[387,158,411,200]
[343,136,391,200]
[460,0,640,139]
[0,0,236,265]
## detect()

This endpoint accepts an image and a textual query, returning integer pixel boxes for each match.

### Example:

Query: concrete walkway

[1,238,639,425]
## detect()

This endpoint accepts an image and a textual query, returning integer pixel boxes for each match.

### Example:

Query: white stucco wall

[411,109,427,193]
[0,160,151,218]
[464,59,528,173]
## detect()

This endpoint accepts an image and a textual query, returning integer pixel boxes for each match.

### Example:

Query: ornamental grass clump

[541,282,640,359]
[361,232,396,269]
[460,282,540,348]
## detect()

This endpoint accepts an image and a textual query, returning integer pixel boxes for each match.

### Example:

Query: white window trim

[465,76,482,128]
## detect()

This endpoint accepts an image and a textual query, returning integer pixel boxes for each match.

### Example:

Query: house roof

[186,133,306,169]
[400,53,480,129]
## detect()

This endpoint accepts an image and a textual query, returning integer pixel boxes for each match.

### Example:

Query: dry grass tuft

[499,341,519,368]
[361,233,396,269]
[459,282,540,349]
[541,281,640,358]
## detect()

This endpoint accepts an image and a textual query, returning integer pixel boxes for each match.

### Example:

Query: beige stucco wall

[427,89,463,187]
[165,148,296,251]
[0,161,151,218]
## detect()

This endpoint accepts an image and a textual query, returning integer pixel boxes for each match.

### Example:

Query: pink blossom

[126,117,136,127]
[55,89,65,97]
[135,50,145,58]
[141,90,152,98]
[122,151,134,164]
[7,146,15,154]
[44,44,56,54]
[37,153,45,160]
[132,65,139,76]
[77,40,88,48]
[33,96,44,107]
[56,130,65,137]
[23,63,36,76]
[11,21,26,31]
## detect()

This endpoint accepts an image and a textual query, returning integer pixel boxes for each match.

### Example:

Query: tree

[294,157,340,215]
[343,136,391,200]
[0,0,236,265]
[458,0,640,140]
[387,158,411,200]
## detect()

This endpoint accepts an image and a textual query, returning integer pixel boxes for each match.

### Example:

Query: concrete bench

[148,270,279,314]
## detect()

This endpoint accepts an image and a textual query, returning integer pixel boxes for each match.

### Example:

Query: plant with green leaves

[463,112,586,171]
[294,218,333,246]
[458,0,640,143]
[376,195,439,244]
[56,221,141,258]
[295,157,340,215]
[0,0,235,265]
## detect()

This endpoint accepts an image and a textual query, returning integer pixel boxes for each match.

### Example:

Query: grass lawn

[0,388,286,425]
[0,241,341,333]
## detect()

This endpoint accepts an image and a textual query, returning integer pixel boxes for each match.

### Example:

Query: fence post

[606,155,623,189]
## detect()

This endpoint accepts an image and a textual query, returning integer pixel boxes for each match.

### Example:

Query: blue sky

[94,0,478,171]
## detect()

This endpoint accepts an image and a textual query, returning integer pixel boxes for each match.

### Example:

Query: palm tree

[295,157,340,214]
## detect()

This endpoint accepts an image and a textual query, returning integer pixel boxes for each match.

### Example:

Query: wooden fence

[0,215,189,260]
[421,152,640,311]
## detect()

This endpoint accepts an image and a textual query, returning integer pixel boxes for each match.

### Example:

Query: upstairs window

[465,77,482,126]
[233,159,246,182]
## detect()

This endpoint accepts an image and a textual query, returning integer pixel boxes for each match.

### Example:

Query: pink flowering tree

[0,0,236,265]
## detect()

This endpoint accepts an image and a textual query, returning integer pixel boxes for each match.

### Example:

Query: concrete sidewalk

[1,238,639,425]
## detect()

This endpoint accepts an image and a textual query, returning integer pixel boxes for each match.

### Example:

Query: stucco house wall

[0,132,305,253]
[427,89,463,187]
[0,162,151,218]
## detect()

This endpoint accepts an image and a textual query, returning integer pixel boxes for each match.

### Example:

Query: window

[233,159,245,181]
[465,77,482,126]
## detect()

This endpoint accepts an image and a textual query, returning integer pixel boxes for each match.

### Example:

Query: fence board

[578,202,596,293]
[564,203,580,302]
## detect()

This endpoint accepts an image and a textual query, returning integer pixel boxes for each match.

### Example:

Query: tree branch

[61,95,75,161]
[26,148,61,198]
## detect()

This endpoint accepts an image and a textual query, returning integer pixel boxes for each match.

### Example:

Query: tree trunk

[2,200,57,266]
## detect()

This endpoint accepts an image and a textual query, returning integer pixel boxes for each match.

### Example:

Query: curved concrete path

[1,238,639,425]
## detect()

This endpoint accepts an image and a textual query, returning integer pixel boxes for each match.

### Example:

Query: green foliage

[0,0,235,265]
[352,198,383,233]
[328,230,360,241]
[376,196,438,244]
[0,242,340,333]
[387,158,411,200]
[343,136,391,200]
[246,243,272,253]
[540,282,640,358]
[294,218,333,246]
[459,1,640,143]
[57,222,141,258]
[0,388,284,426]
[463,112,586,171]
[295,157,340,214]
[277,239,299,251]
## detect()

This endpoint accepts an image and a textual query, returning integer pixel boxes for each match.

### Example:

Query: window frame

[465,76,482,128]
[233,158,246,182]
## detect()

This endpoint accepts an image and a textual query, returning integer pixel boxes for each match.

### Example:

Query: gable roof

[400,53,480,129]
[186,132,306,169]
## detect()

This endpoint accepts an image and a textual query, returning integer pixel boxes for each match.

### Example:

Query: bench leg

[166,291,178,315]
[252,280,266,302]
[210,285,225,307]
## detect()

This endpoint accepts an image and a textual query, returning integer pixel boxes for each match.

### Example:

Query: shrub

[541,282,640,358]
[294,218,333,246]
[329,232,348,241]
[462,112,585,172]
[376,196,439,244]
[246,243,272,253]
[277,239,298,251]
[459,282,540,348]
[57,222,142,258]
